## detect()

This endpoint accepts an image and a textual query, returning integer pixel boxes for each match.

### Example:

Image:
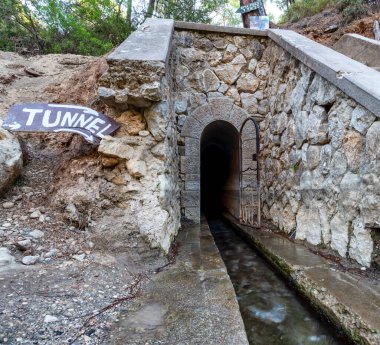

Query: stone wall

[94,19,180,253]
[260,41,379,267]
[75,19,380,266]
[172,28,268,222]
[174,25,380,267]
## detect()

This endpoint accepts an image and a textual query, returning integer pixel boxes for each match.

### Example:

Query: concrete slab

[334,34,380,69]
[224,213,380,345]
[110,219,249,345]
[108,18,174,62]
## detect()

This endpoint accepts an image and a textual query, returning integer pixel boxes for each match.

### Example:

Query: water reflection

[209,218,344,345]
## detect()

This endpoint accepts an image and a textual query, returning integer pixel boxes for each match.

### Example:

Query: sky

[266,2,283,22]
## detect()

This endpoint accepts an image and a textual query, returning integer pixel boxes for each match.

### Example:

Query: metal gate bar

[239,117,260,228]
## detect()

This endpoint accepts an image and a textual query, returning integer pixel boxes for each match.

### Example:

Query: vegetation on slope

[279,0,378,24]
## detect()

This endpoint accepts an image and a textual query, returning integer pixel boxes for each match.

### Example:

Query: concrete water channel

[208,216,349,345]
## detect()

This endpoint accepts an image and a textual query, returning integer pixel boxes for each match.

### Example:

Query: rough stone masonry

[60,18,380,267]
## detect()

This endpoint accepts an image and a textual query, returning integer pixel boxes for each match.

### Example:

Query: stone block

[181,156,200,174]
[181,191,200,207]
[185,174,200,181]
[181,116,204,139]
[209,97,234,122]
[229,105,249,131]
[185,137,200,156]
[185,180,200,191]
[190,104,213,125]
[184,207,201,223]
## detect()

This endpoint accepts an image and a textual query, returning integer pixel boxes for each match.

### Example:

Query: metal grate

[239,117,261,228]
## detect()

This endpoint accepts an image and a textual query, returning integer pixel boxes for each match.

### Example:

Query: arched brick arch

[180,97,252,223]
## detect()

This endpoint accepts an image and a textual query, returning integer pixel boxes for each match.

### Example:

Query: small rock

[44,249,58,258]
[360,267,366,271]
[0,247,16,267]
[22,255,39,265]
[139,130,149,137]
[16,239,32,251]
[44,315,58,323]
[73,253,86,262]
[2,202,14,209]
[30,210,41,219]
[2,223,11,227]
[29,229,44,239]
[324,24,338,33]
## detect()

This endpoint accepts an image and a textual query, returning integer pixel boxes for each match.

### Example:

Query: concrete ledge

[108,18,174,62]
[334,33,380,69]
[175,21,268,37]
[268,29,380,119]
[111,219,249,344]
[224,213,380,345]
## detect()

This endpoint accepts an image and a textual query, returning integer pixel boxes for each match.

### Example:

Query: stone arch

[180,97,252,223]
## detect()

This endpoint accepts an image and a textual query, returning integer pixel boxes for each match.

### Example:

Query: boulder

[0,128,23,194]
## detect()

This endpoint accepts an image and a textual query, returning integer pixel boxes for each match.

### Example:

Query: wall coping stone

[107,18,174,63]
[269,29,380,118]
[174,21,268,37]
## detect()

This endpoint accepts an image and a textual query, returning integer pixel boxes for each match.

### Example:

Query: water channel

[208,217,348,345]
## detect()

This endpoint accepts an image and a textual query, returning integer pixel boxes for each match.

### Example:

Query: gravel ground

[0,252,162,345]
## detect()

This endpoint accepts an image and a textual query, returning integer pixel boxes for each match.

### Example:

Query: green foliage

[154,0,227,23]
[337,0,369,24]
[0,0,136,56]
[212,0,241,27]
[279,0,369,24]
[279,0,335,23]
[0,0,228,56]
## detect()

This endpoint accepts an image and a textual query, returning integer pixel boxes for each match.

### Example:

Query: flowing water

[208,217,347,345]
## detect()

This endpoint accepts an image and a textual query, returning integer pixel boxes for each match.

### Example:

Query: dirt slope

[283,8,380,47]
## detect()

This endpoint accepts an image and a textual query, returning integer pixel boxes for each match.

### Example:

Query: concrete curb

[224,213,380,345]
[174,21,268,36]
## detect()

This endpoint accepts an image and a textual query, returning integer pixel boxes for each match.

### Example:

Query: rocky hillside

[282,8,380,47]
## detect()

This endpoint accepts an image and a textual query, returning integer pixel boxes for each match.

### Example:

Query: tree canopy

[0,0,231,56]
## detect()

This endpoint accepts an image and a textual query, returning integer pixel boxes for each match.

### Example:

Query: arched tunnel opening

[201,120,240,219]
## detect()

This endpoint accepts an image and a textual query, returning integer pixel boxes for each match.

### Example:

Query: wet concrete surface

[110,218,249,345]
[209,217,345,345]
[224,213,380,345]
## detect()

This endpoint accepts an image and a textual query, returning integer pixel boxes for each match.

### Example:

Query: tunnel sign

[2,103,120,143]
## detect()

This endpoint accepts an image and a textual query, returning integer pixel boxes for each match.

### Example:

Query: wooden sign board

[2,103,120,143]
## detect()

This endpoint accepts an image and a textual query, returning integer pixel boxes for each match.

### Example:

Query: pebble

[139,130,150,137]
[22,255,39,265]
[17,239,32,249]
[361,267,367,271]
[2,202,14,209]
[30,211,41,219]
[2,223,11,228]
[29,229,45,239]
[73,254,86,262]
[44,249,58,258]
[43,315,58,323]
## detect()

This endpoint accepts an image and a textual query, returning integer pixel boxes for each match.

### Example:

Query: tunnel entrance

[201,121,240,219]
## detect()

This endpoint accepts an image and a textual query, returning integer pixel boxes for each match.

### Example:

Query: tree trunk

[146,0,156,18]
[126,0,132,26]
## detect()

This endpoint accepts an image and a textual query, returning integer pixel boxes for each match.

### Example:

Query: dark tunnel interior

[201,121,240,219]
